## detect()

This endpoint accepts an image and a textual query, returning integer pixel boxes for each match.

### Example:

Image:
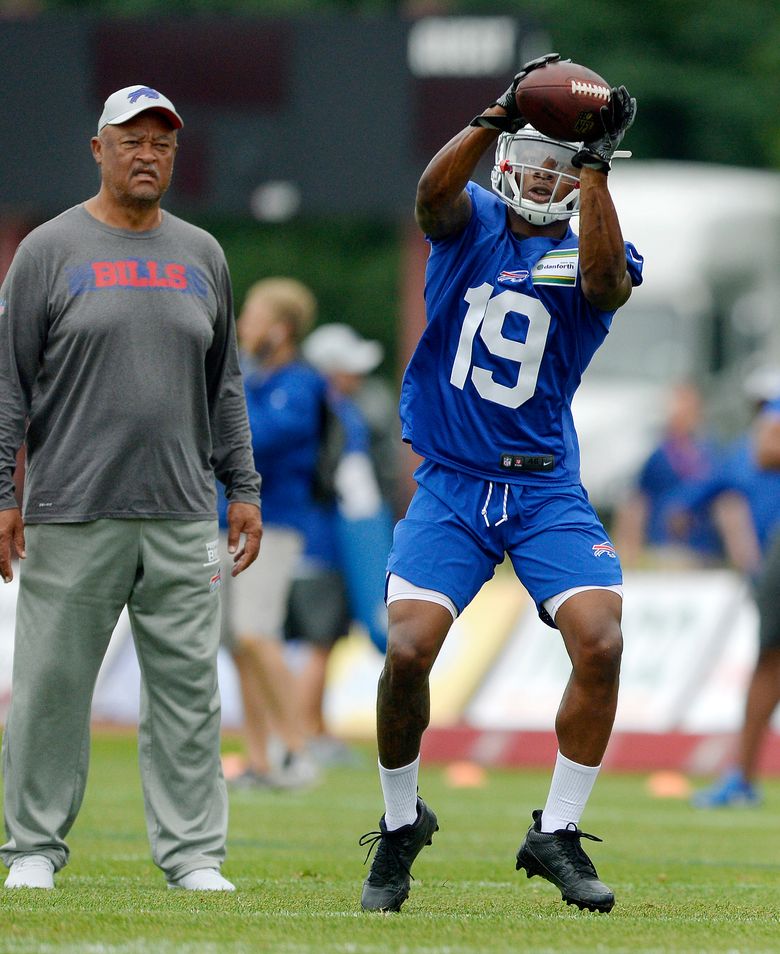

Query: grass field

[1,731,779,953]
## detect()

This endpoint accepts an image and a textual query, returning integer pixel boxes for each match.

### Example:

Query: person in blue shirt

[286,324,393,765]
[613,382,724,567]
[218,277,324,790]
[690,384,780,808]
[302,323,395,657]
[358,54,640,916]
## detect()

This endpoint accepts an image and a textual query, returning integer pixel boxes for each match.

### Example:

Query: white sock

[541,751,600,833]
[379,755,420,831]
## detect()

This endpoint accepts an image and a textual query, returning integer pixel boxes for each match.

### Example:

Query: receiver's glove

[572,85,637,172]
[469,53,564,133]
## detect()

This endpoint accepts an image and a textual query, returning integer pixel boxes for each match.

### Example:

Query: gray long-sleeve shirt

[0,204,260,522]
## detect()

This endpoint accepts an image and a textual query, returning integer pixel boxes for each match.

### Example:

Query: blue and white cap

[97,85,183,134]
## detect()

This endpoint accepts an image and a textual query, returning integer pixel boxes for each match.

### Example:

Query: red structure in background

[422,725,780,775]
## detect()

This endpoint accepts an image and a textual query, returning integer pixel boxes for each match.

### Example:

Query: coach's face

[91,112,178,208]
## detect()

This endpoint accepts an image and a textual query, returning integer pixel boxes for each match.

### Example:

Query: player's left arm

[574,85,637,311]
[577,167,633,311]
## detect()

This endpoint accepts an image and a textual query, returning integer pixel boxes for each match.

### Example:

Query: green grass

[1,731,780,953]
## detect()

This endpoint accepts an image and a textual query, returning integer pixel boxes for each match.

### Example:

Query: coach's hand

[226,501,262,577]
[0,506,25,583]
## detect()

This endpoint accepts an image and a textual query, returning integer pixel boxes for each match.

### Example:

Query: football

[515,61,611,142]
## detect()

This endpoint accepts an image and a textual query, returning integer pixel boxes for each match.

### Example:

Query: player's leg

[128,519,232,890]
[2,521,135,887]
[507,484,622,912]
[378,592,453,770]
[693,533,780,807]
[361,464,500,913]
[359,587,451,913]
[514,587,622,913]
[552,588,623,770]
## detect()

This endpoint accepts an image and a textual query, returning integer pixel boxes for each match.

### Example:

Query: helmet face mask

[491,126,581,226]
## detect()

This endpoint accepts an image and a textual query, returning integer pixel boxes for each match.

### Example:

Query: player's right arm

[415,56,558,240]
[414,124,499,241]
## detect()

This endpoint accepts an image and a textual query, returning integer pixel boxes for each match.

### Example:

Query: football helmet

[491,126,581,226]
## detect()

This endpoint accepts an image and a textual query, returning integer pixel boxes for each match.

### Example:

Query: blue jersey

[723,434,780,553]
[218,356,327,534]
[295,391,371,568]
[399,182,644,485]
[638,435,723,557]
[675,426,780,554]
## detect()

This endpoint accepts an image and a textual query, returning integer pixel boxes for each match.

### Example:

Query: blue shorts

[387,459,622,628]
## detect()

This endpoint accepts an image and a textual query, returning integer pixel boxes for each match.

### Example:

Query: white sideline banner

[0,568,767,734]
[466,570,758,733]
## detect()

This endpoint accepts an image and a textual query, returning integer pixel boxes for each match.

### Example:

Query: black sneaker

[515,809,615,913]
[359,796,439,912]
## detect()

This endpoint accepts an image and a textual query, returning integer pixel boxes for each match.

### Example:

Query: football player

[359,54,639,914]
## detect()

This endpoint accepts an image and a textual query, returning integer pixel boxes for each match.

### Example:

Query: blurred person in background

[612,381,724,568]
[691,369,780,808]
[219,278,322,790]
[302,322,401,506]
[0,86,261,891]
[286,323,393,766]
[302,322,395,654]
[357,54,640,915]
[283,507,353,766]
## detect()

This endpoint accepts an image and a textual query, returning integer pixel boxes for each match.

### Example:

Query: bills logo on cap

[128,87,161,104]
[592,542,617,559]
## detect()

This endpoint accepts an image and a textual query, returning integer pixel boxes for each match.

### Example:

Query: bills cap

[97,85,183,134]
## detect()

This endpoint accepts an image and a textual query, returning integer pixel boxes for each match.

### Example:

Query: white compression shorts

[386,573,622,624]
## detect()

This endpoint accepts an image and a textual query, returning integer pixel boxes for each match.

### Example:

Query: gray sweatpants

[0,519,227,881]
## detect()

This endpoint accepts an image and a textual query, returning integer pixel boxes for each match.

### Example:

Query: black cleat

[515,809,615,913]
[359,796,439,912]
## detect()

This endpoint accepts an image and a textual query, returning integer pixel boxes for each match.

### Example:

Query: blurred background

[3,0,780,782]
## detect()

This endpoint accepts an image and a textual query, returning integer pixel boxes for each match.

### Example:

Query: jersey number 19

[449,284,550,410]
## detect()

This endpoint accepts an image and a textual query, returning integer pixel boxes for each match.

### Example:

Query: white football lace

[570,81,610,100]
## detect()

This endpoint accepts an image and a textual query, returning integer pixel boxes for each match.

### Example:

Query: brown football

[515,60,611,142]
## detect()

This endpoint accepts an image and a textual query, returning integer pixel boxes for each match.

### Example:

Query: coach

[0,85,261,891]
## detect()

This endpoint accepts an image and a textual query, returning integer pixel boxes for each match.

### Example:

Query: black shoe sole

[516,850,614,914]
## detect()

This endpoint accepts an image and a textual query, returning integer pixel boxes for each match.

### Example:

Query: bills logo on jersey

[496,269,529,286]
[592,542,617,559]
[209,569,222,593]
[67,259,209,298]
